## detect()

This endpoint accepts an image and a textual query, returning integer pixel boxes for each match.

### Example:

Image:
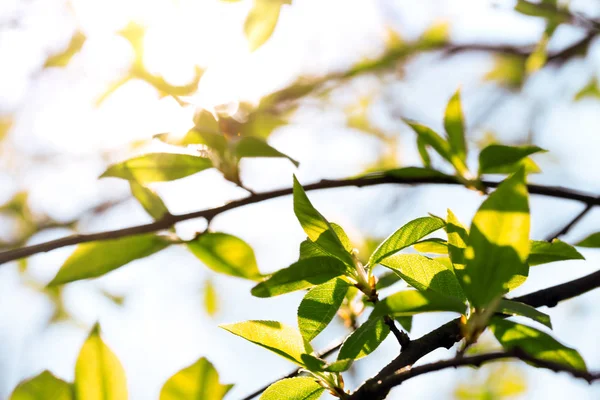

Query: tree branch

[0,175,597,265]
[349,267,600,399]
[370,347,599,395]
[545,201,597,241]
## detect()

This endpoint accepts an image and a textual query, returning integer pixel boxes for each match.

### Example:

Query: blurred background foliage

[1,0,600,398]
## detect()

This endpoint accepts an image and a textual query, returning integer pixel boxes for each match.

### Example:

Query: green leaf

[204,279,219,317]
[528,239,584,266]
[298,240,329,260]
[337,317,390,361]
[417,136,432,168]
[10,371,73,400]
[251,257,346,297]
[244,0,288,51]
[101,153,213,183]
[369,216,446,266]
[293,176,355,267]
[323,358,353,372]
[462,169,530,308]
[485,55,526,89]
[160,357,233,400]
[49,234,171,285]
[330,223,354,253]
[235,137,299,167]
[525,33,549,74]
[380,254,466,301]
[490,318,586,370]
[75,324,128,400]
[478,144,546,175]
[187,233,261,280]
[298,278,349,342]
[375,271,403,290]
[576,232,600,248]
[44,31,86,68]
[403,120,452,163]
[220,320,312,366]
[395,316,413,332]
[413,238,448,254]
[446,209,468,271]
[260,377,324,400]
[444,89,467,164]
[498,299,552,329]
[514,0,570,22]
[371,289,467,318]
[130,182,169,220]
[574,78,600,101]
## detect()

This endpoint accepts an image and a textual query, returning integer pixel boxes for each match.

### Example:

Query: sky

[0,0,600,399]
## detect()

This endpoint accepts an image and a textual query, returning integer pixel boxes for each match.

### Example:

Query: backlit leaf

[204,279,219,317]
[187,233,261,280]
[576,232,600,248]
[101,153,212,183]
[337,317,389,361]
[298,278,349,342]
[235,137,298,166]
[498,299,552,329]
[160,357,232,400]
[371,289,467,318]
[10,371,72,400]
[49,234,171,285]
[574,78,600,101]
[444,89,467,164]
[130,182,169,220]
[413,238,448,254]
[75,324,127,400]
[528,239,584,266]
[478,144,546,175]
[251,257,346,297]
[244,0,289,51]
[260,377,324,400]
[220,320,312,366]
[490,318,586,370]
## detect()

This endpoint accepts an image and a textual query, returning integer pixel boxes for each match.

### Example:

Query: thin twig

[545,201,597,241]
[0,175,598,265]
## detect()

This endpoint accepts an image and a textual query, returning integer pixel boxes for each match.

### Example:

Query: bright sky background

[1,0,600,399]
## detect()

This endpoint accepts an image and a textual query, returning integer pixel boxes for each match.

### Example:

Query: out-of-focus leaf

[101,153,213,183]
[498,299,552,328]
[375,271,402,290]
[478,144,546,175]
[404,120,451,163]
[244,0,290,51]
[220,320,312,366]
[490,318,586,370]
[44,31,86,68]
[528,239,584,266]
[444,89,467,165]
[381,254,466,301]
[419,21,450,47]
[413,238,448,254]
[49,235,171,285]
[514,0,571,22]
[0,117,13,140]
[251,257,346,297]
[417,136,432,168]
[293,176,355,267]
[369,216,446,266]
[187,233,261,280]
[574,78,600,101]
[10,371,73,400]
[371,289,467,318]
[160,357,232,400]
[204,279,219,317]
[298,278,349,342]
[576,232,600,248]
[337,317,389,361]
[526,33,549,74]
[235,137,299,166]
[485,55,526,89]
[130,182,169,220]
[260,377,324,400]
[462,169,530,308]
[75,324,127,400]
[241,111,288,139]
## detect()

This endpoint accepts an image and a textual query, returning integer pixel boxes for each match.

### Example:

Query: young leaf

[576,232,600,248]
[338,317,390,361]
[293,176,354,267]
[403,120,452,163]
[75,324,127,400]
[220,320,312,366]
[10,371,73,400]
[371,289,467,318]
[244,0,288,51]
[100,153,212,183]
[490,318,586,371]
[446,209,468,273]
[204,279,219,317]
[380,254,466,301]
[298,278,349,342]
[478,144,546,175]
[251,257,346,297]
[323,358,353,372]
[187,233,261,280]
[444,89,467,164]
[416,136,432,168]
[260,377,324,400]
[130,182,169,220]
[497,299,552,329]
[369,216,445,266]
[528,239,584,266]
[413,238,448,254]
[463,169,530,308]
[49,234,171,285]
[375,271,403,290]
[160,357,233,400]
[298,240,329,260]
[330,223,354,253]
[574,78,600,101]
[235,137,299,167]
